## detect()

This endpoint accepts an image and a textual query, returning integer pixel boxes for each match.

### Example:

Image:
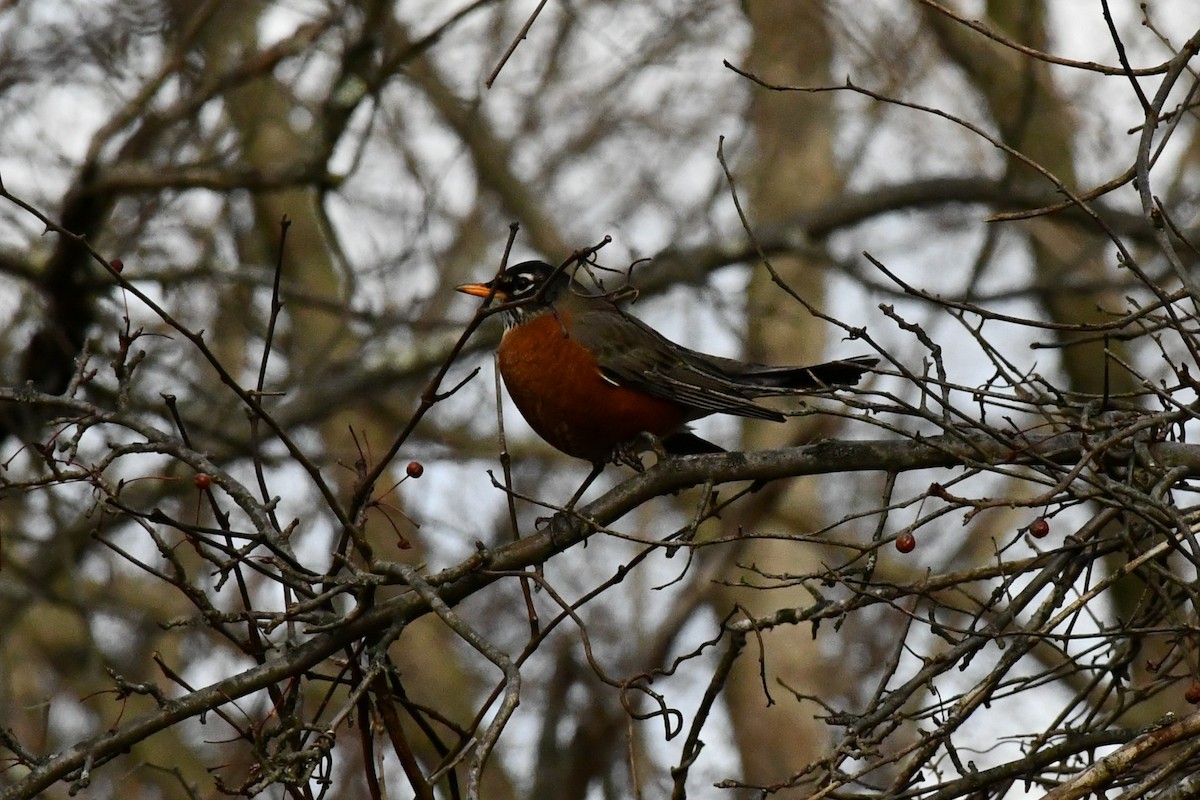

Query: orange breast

[497,312,688,462]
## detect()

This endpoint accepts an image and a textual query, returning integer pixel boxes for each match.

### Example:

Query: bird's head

[455,260,573,325]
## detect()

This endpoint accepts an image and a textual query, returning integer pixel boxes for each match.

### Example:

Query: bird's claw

[611,432,667,470]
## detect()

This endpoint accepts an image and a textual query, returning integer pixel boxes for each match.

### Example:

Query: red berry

[406,461,424,479]
[1186,682,1200,704]
[895,532,916,553]
[111,258,124,273]
[1029,517,1050,538]
[193,473,212,489]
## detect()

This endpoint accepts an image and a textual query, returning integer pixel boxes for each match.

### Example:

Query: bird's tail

[738,355,878,390]
[661,431,725,455]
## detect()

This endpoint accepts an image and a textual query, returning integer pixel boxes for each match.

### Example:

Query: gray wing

[569,306,787,422]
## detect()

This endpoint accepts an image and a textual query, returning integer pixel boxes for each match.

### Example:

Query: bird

[456,260,877,477]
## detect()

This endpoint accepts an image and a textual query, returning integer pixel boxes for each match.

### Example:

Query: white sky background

[3,1,1200,797]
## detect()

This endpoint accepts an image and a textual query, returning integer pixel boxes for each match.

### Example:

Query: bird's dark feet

[609,430,726,476]
[611,435,656,470]
[563,462,606,509]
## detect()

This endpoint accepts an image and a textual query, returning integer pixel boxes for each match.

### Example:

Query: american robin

[457,260,876,467]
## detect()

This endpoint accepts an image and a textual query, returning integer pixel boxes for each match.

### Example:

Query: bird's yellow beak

[455,281,504,300]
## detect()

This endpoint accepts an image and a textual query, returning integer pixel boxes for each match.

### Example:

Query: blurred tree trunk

[197,1,356,446]
[712,2,862,792]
